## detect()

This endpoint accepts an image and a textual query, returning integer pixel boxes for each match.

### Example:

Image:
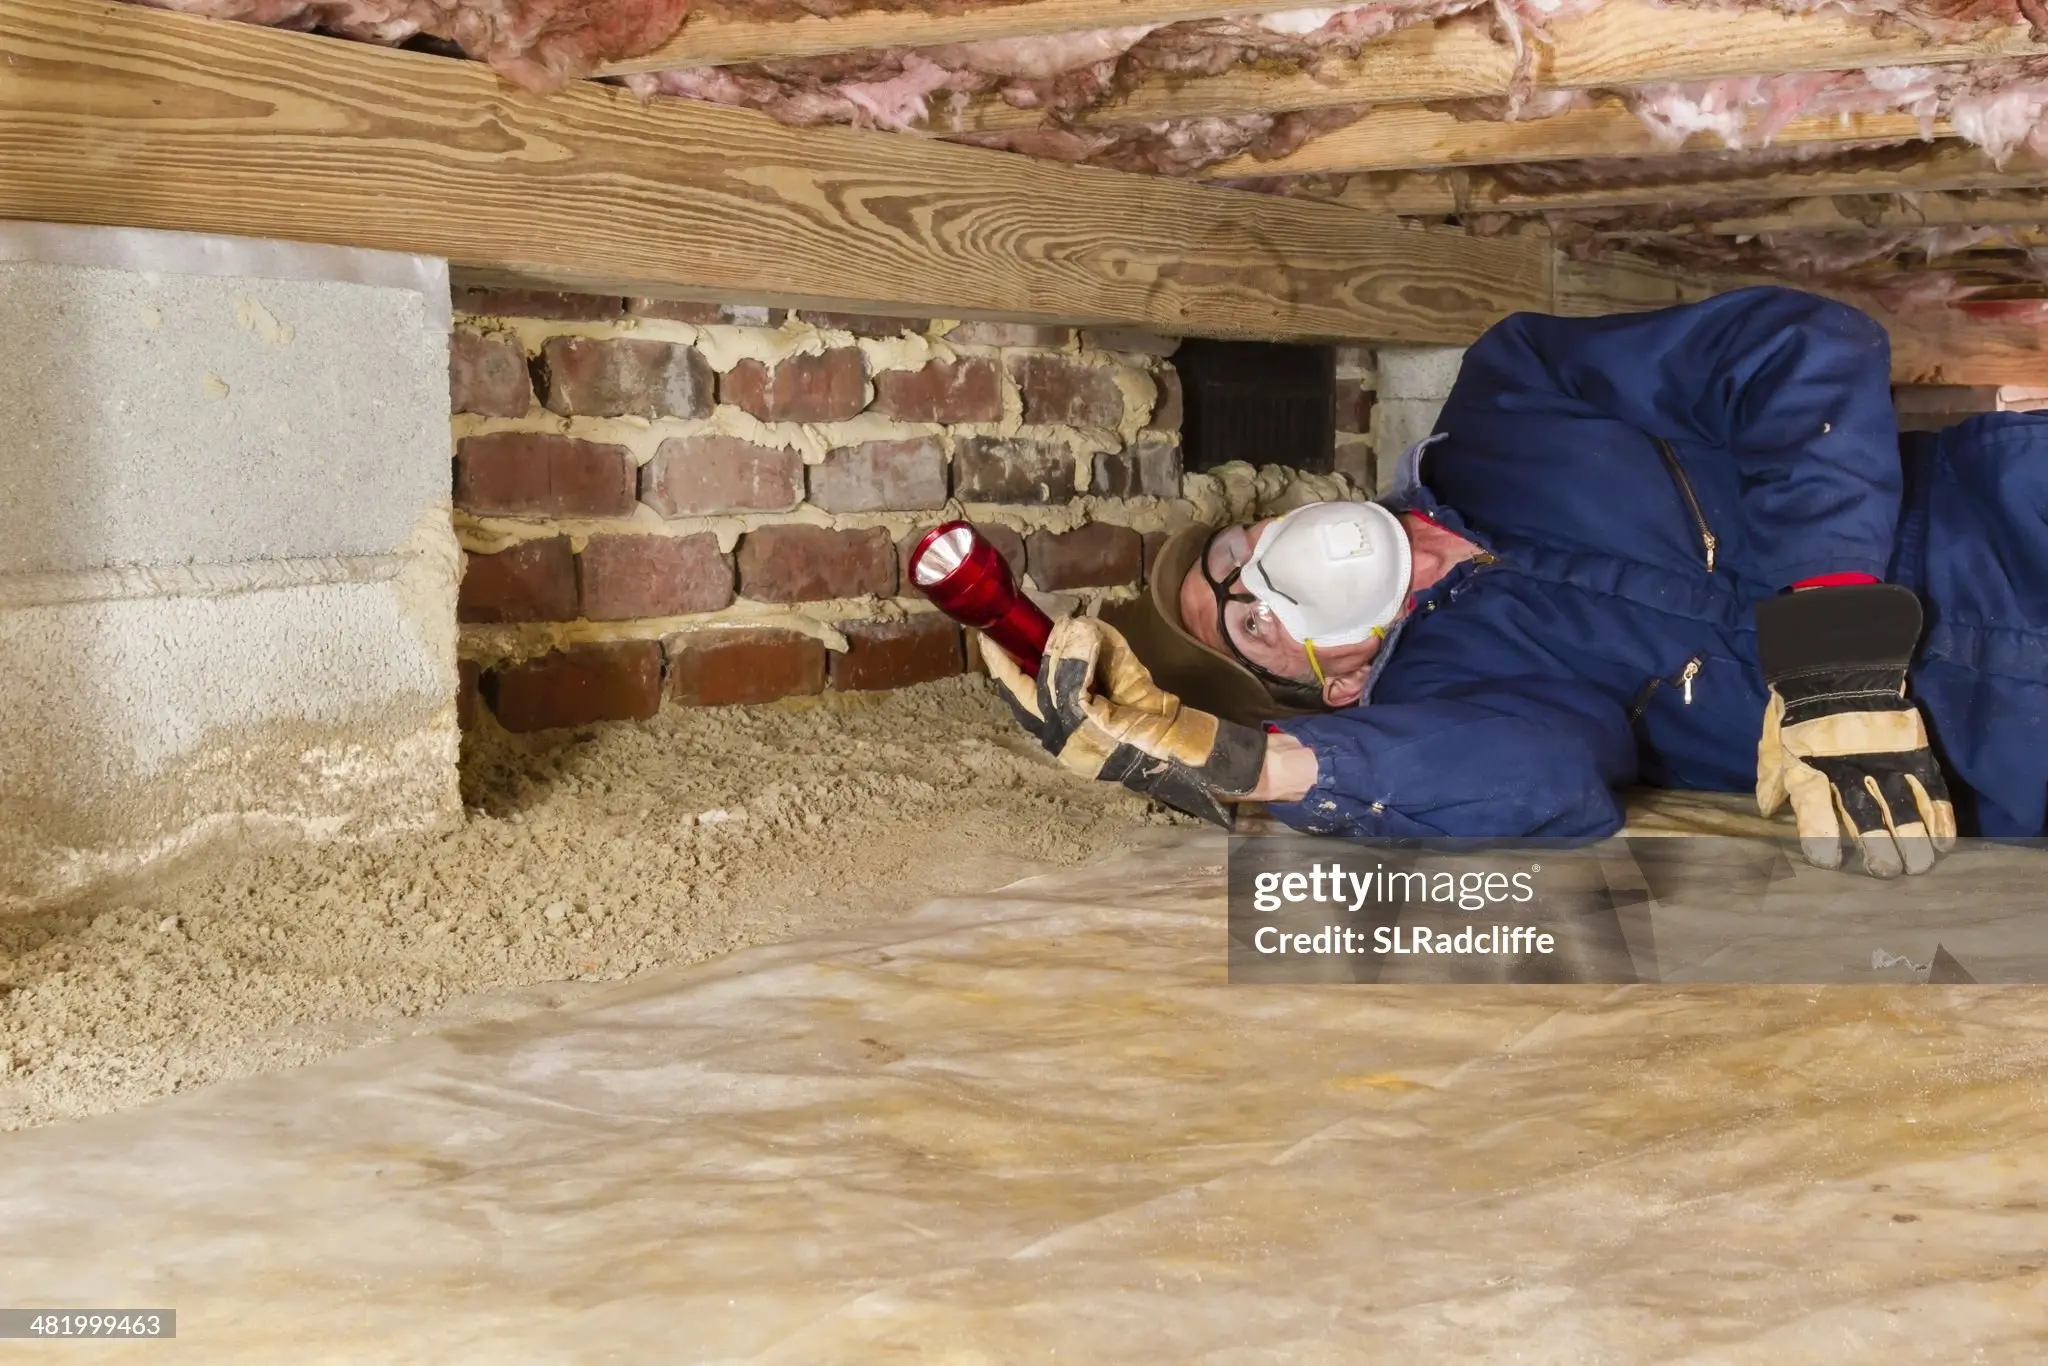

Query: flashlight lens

[913,526,974,587]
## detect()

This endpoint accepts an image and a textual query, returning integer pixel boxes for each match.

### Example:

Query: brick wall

[1333,345,1377,493]
[450,291,1202,732]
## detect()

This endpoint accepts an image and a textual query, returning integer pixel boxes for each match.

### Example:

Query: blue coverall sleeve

[1449,286,1901,588]
[1262,683,1637,839]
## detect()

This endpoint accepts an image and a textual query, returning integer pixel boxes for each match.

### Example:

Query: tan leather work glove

[1755,584,1958,877]
[984,617,1267,827]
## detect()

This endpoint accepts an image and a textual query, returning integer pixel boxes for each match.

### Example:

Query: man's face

[1178,518,1387,701]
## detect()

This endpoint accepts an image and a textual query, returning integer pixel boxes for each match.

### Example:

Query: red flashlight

[907,521,1054,676]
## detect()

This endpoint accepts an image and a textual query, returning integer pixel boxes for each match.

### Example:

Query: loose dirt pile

[0,678,1181,1129]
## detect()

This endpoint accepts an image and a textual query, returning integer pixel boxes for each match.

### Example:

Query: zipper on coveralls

[1629,655,1704,721]
[1655,438,1718,573]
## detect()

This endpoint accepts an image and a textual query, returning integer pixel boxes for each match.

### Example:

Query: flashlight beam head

[906,520,1053,677]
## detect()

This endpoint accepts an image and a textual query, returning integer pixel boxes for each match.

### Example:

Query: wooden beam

[1554,251,2048,386]
[965,0,2047,133]
[596,0,1322,75]
[1330,142,2048,217]
[1876,298,2048,384]
[1204,101,1944,179]
[1599,191,2048,238]
[1549,251,1728,318]
[0,0,1555,345]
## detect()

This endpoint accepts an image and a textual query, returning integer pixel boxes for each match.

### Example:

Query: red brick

[454,288,621,321]
[641,436,803,517]
[829,616,964,692]
[944,321,1072,348]
[737,525,896,602]
[458,537,578,623]
[952,437,1075,504]
[457,658,482,732]
[449,329,532,417]
[626,298,784,327]
[871,357,1001,423]
[720,350,868,423]
[580,533,733,621]
[455,433,636,518]
[1027,523,1144,590]
[899,520,1025,600]
[808,438,947,514]
[1080,327,1180,357]
[1336,384,1376,435]
[1092,433,1181,500]
[795,310,927,336]
[667,628,826,706]
[539,337,712,420]
[487,642,663,733]
[1147,369,1183,434]
[1008,354,1126,429]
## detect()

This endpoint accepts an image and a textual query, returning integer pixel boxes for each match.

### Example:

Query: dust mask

[1237,501,1411,657]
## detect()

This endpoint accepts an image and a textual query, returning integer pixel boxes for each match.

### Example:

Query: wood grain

[1600,191,2048,238]
[1556,252,2048,385]
[1205,102,1947,179]
[1017,0,2048,128]
[0,0,1554,344]
[1331,142,2048,217]
[1549,252,1727,317]
[597,0,1325,73]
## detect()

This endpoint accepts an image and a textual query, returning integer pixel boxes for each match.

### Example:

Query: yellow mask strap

[1306,626,1389,689]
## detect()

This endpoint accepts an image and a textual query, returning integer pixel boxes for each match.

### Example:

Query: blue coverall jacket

[1267,286,2048,840]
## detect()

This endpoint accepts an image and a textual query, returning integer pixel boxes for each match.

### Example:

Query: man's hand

[1755,583,1957,877]
[984,617,1268,826]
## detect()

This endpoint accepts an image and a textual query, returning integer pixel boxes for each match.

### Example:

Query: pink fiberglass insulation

[1616,57,2048,161]
[955,106,1377,173]
[136,0,687,88]
[619,0,1607,171]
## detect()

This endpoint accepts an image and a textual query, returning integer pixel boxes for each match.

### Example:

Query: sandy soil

[0,678,1182,1129]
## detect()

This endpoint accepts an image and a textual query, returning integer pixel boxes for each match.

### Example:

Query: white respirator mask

[1237,501,1411,681]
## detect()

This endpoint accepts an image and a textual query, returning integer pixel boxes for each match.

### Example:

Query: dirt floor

[0,677,1181,1129]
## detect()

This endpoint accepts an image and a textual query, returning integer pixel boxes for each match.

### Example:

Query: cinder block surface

[0,575,455,907]
[0,233,457,909]
[1374,397,1449,496]
[0,261,447,575]
[1376,345,1467,402]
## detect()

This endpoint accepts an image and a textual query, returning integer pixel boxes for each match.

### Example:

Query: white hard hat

[1237,501,1411,650]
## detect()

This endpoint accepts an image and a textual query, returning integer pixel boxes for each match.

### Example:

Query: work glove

[1755,583,1957,878]
[983,617,1268,828]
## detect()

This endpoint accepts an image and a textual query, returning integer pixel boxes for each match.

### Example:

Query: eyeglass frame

[1199,526,1329,705]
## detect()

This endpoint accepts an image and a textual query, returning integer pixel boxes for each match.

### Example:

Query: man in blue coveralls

[986,287,2048,879]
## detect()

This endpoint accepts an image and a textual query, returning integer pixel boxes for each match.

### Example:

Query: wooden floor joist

[0,0,1563,345]
[1600,191,2048,239]
[1204,102,1946,180]
[1555,255,2048,384]
[596,0,1323,74]
[962,0,2047,134]
[1329,142,2048,217]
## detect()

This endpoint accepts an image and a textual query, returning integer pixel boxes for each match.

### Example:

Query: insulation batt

[621,0,1601,172]
[136,0,687,88]
[1615,57,2048,162]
